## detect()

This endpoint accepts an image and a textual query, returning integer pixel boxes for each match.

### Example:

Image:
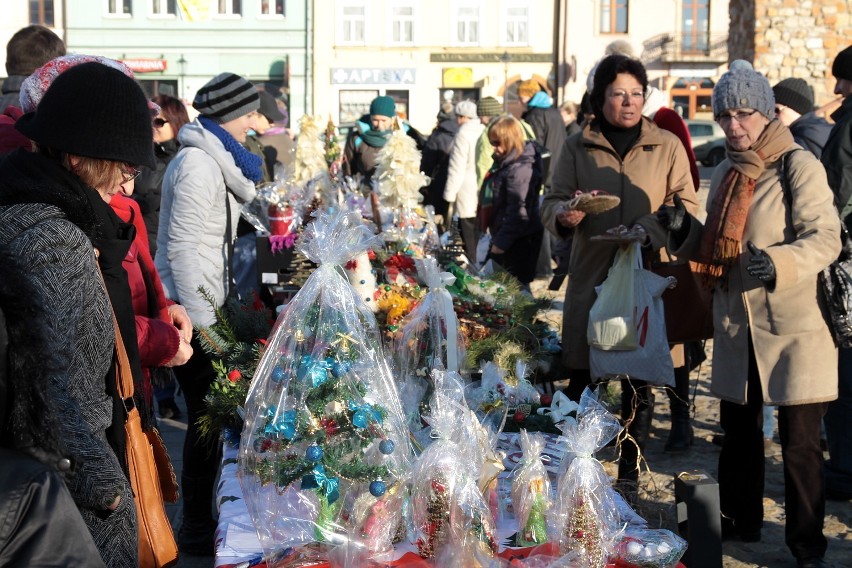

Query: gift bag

[511,430,551,546]
[588,244,639,351]
[590,260,675,387]
[238,210,411,558]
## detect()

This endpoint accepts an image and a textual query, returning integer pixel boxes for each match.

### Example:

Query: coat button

[57,458,71,471]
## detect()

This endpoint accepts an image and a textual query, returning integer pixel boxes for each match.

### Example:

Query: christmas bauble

[369,480,386,497]
[540,394,553,407]
[331,361,351,378]
[306,445,324,462]
[271,366,286,383]
[379,439,395,455]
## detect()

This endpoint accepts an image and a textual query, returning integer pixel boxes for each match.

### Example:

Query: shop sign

[120,59,168,73]
[442,67,474,88]
[331,68,416,85]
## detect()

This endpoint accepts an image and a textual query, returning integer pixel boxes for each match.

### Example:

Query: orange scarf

[695,120,794,284]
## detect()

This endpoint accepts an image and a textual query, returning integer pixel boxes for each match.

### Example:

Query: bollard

[674,469,723,568]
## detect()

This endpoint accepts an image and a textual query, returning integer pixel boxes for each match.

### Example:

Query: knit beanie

[193,72,259,124]
[369,95,396,118]
[257,90,285,122]
[712,60,774,119]
[772,78,814,116]
[15,62,155,167]
[477,96,502,117]
[517,79,541,99]
[832,45,852,81]
[455,100,477,119]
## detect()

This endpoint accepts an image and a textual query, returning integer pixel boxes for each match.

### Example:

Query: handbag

[650,259,714,343]
[112,314,179,568]
[778,150,852,348]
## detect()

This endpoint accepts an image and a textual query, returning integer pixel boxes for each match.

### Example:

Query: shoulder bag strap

[95,251,135,402]
[224,187,237,300]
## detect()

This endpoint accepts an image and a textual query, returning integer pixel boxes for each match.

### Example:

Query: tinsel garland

[290,115,335,204]
[374,129,429,208]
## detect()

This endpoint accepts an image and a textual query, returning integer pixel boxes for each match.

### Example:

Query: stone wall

[729,0,849,108]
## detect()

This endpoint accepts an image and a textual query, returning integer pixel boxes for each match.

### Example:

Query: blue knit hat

[712,60,774,119]
[369,95,396,118]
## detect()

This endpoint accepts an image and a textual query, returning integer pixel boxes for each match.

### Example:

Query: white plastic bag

[587,244,639,351]
[589,261,675,387]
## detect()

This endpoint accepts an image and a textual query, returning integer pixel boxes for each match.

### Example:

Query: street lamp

[177,55,187,98]
[499,51,511,111]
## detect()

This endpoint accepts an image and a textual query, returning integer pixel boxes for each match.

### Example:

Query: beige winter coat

[675,146,840,405]
[541,118,698,370]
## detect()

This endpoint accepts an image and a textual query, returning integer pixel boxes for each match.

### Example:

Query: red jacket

[110,195,179,400]
[653,107,700,191]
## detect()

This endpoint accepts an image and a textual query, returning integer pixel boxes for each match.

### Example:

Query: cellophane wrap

[410,384,498,560]
[238,210,411,560]
[612,528,687,568]
[552,388,624,567]
[511,430,551,546]
[394,258,466,440]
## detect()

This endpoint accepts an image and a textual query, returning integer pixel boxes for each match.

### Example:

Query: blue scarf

[198,116,263,183]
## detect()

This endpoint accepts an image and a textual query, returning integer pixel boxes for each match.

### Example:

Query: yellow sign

[442,67,474,88]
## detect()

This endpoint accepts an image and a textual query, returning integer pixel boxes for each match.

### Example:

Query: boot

[178,473,217,556]
[617,380,655,505]
[665,365,693,452]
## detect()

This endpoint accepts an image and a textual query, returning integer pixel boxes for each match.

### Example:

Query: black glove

[656,193,688,234]
[746,241,776,284]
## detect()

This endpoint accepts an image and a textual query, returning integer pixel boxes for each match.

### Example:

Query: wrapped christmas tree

[238,210,411,558]
[374,126,429,209]
[511,429,551,546]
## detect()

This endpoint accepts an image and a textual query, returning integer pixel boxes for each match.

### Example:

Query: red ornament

[540,394,553,406]
[320,418,339,436]
[514,411,525,423]
[227,369,242,382]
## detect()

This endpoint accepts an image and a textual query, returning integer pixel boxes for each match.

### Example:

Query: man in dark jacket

[822,44,852,504]
[0,25,65,112]
[773,78,832,159]
[419,101,459,223]
[518,79,566,278]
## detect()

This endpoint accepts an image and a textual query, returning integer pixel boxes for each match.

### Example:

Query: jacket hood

[527,90,553,109]
[178,119,256,202]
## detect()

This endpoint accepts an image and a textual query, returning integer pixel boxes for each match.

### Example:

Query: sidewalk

[158,396,216,568]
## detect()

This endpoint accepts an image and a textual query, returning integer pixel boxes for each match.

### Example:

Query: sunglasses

[121,164,142,183]
[153,117,169,128]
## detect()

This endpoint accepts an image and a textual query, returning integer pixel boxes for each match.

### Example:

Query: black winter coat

[487,141,544,251]
[420,116,460,216]
[522,105,567,188]
[133,139,178,256]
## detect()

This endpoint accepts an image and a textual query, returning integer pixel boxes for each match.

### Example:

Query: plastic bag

[590,262,675,387]
[393,258,466,437]
[410,385,498,560]
[511,430,551,546]
[552,389,624,567]
[611,528,687,568]
[238,210,411,558]
[588,244,639,351]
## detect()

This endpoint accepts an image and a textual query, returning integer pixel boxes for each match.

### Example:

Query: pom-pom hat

[712,60,774,119]
[193,72,260,124]
[15,62,155,168]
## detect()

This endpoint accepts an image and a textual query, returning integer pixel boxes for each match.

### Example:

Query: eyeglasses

[608,90,645,101]
[121,164,142,184]
[717,109,759,124]
[152,117,169,128]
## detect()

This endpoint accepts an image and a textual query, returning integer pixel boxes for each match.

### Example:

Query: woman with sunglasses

[0,61,156,567]
[659,60,839,568]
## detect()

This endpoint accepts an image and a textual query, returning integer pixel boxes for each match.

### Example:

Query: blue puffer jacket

[486,141,543,251]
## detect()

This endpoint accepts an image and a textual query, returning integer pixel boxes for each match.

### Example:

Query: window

[453,3,479,45]
[151,0,175,16]
[30,0,55,25]
[600,0,628,34]
[681,0,710,53]
[389,4,415,45]
[215,0,241,16]
[339,2,366,45]
[260,0,285,16]
[107,0,132,15]
[502,3,529,46]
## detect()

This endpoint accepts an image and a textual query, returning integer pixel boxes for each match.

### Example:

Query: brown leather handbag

[112,315,179,568]
[650,260,714,343]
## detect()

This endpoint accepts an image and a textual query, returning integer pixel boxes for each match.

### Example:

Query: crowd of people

[0,22,850,568]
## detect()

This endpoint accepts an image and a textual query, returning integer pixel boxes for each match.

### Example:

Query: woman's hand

[746,241,776,284]
[656,193,687,232]
[167,304,192,343]
[165,331,193,367]
[557,208,586,229]
[106,495,120,511]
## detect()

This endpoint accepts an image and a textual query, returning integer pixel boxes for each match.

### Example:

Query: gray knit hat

[193,72,260,124]
[477,96,503,117]
[712,60,774,119]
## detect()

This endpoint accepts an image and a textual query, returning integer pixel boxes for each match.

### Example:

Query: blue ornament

[369,479,386,497]
[331,360,351,378]
[306,445,324,462]
[223,427,240,447]
[271,366,286,383]
[379,439,395,455]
